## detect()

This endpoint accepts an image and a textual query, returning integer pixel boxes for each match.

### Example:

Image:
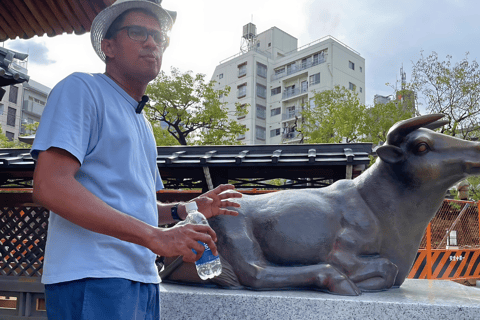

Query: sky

[3,0,480,111]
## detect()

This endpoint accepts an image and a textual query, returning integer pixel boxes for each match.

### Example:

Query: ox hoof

[330,277,362,296]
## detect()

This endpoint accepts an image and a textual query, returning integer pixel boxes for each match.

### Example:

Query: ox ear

[376,145,405,164]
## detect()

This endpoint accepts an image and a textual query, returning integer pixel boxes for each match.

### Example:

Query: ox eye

[416,143,429,153]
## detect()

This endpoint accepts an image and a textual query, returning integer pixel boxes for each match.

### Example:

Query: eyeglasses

[116,25,168,48]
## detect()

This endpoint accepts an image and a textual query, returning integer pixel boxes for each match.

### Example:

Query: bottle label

[193,241,219,265]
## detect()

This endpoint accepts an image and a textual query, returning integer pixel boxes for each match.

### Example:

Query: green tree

[145,67,248,145]
[0,125,29,148]
[299,86,366,143]
[361,100,414,145]
[21,122,39,135]
[411,51,480,140]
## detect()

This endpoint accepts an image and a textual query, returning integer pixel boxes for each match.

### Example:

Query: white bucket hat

[90,0,177,62]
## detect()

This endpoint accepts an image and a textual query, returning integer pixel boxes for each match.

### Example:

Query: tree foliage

[145,67,248,145]
[411,51,480,140]
[299,86,366,143]
[299,86,414,145]
[0,125,30,148]
[362,100,414,145]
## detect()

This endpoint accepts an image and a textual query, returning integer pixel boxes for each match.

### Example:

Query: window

[256,104,266,119]
[271,87,281,96]
[237,84,247,98]
[360,66,363,73]
[256,126,266,140]
[256,42,260,48]
[349,82,356,91]
[268,43,271,47]
[7,107,16,127]
[256,84,266,98]
[271,107,281,117]
[301,80,308,93]
[275,67,285,75]
[313,51,325,65]
[5,131,14,141]
[0,103,3,115]
[310,73,320,85]
[286,106,296,118]
[270,128,280,137]
[257,62,267,78]
[349,61,355,70]
[238,63,247,77]
[9,86,18,104]
[219,93,223,99]
[219,73,223,79]
[360,87,363,93]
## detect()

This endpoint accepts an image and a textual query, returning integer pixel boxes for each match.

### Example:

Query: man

[31,0,241,319]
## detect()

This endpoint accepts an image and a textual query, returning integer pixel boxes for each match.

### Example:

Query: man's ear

[101,39,115,60]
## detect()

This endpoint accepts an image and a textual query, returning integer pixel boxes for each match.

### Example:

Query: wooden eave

[0,0,115,41]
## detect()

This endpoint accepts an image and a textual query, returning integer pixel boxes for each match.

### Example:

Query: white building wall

[0,84,24,141]
[211,27,365,145]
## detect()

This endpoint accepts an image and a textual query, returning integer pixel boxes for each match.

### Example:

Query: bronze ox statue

[162,114,480,295]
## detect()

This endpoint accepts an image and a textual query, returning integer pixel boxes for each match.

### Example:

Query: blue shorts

[44,278,160,320]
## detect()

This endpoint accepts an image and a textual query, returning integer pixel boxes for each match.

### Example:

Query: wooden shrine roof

[0,0,114,42]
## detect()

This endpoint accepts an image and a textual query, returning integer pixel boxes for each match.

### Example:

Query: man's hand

[193,184,242,219]
[148,224,218,262]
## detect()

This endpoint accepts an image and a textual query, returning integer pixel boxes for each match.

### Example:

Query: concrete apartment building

[21,79,51,135]
[211,24,365,145]
[0,79,50,141]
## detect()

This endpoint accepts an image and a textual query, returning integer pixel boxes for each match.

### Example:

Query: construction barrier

[408,199,480,280]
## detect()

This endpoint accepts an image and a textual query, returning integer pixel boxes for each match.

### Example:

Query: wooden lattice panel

[0,207,49,277]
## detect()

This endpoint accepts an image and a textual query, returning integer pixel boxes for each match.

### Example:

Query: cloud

[6,39,56,65]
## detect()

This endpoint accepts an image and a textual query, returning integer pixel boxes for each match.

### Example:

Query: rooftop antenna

[400,64,406,90]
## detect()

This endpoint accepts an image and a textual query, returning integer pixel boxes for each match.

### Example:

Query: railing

[282,86,308,100]
[282,110,301,121]
[272,56,325,81]
[282,131,300,140]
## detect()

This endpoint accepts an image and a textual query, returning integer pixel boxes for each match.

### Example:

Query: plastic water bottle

[181,202,222,280]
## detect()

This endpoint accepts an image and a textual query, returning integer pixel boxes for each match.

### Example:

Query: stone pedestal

[160,279,480,320]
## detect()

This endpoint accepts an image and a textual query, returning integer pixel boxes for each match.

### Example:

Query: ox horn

[386,114,445,146]
[423,119,450,130]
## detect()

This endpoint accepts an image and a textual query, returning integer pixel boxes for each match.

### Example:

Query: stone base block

[160,279,480,320]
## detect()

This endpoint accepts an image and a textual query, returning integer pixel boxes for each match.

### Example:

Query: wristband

[171,204,182,221]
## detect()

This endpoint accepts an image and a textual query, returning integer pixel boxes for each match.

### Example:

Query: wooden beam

[56,0,84,34]
[3,1,36,39]
[11,0,45,38]
[0,15,17,40]
[0,26,8,41]
[22,0,55,37]
[66,0,92,31]
[28,0,64,36]
[0,2,26,39]
[78,0,98,23]
[44,0,74,34]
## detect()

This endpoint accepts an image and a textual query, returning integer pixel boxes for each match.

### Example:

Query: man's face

[104,11,163,83]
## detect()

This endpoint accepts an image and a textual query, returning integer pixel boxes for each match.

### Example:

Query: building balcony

[282,87,308,101]
[282,130,301,141]
[272,56,325,81]
[282,110,302,121]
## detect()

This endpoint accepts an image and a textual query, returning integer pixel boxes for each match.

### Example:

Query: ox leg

[328,230,398,291]
[221,233,362,295]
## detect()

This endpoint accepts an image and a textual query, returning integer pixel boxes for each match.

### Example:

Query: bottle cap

[185,202,198,212]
